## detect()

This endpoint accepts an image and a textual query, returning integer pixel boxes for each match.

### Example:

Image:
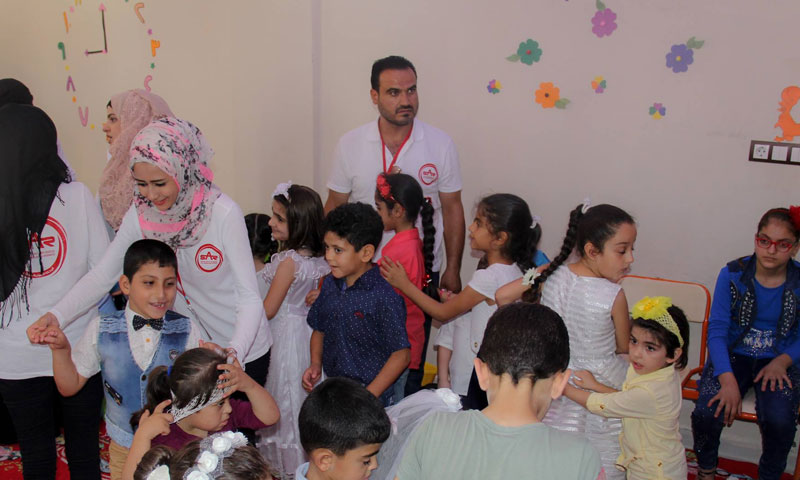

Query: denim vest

[727,255,800,354]
[97,310,190,447]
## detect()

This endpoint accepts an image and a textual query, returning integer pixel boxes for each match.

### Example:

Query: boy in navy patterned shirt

[302,202,410,406]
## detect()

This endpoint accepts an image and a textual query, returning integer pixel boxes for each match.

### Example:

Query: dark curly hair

[323,202,384,254]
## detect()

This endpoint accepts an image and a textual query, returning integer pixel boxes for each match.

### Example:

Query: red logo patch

[25,217,67,278]
[418,163,439,186]
[195,244,223,272]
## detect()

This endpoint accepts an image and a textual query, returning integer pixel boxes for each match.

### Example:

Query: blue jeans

[392,368,409,403]
[691,354,800,480]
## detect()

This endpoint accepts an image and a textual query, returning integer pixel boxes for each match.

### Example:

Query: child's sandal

[696,467,716,479]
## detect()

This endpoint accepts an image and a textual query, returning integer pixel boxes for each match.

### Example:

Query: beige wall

[4,0,799,470]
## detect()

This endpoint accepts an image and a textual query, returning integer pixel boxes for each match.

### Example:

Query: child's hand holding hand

[305,289,320,306]
[138,400,173,440]
[27,312,59,344]
[572,370,601,391]
[302,363,322,392]
[217,357,255,396]
[41,325,70,351]
[380,257,411,290]
[439,289,455,303]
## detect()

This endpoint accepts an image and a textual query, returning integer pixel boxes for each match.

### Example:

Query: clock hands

[84,3,108,56]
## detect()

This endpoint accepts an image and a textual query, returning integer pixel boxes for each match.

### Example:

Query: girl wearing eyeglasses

[692,207,800,480]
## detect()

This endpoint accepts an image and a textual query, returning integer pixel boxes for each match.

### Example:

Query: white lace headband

[170,379,228,424]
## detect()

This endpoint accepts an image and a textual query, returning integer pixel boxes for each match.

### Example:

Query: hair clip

[376,173,395,202]
[790,205,800,232]
[272,181,292,202]
[521,268,541,286]
[423,273,432,286]
[581,197,591,214]
[146,464,170,480]
[531,215,541,230]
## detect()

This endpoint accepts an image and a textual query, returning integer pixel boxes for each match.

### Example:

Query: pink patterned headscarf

[98,89,174,230]
[129,117,221,249]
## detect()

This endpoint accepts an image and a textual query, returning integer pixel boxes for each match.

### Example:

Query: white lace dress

[257,250,329,479]
[540,265,628,480]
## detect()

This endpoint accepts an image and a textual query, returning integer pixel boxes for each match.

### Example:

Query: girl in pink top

[374,173,437,401]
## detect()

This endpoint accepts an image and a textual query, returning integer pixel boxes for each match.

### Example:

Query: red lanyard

[380,120,413,173]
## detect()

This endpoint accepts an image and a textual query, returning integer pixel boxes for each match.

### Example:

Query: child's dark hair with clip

[497,201,636,476]
[269,183,324,256]
[133,433,273,480]
[259,181,330,476]
[374,173,437,400]
[244,213,279,276]
[563,296,690,479]
[374,173,437,297]
[123,348,279,480]
[381,192,542,398]
[691,206,800,480]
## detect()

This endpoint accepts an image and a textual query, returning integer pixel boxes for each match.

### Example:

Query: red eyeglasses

[755,235,797,253]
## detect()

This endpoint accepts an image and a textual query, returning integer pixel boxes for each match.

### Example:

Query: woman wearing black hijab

[0,104,108,479]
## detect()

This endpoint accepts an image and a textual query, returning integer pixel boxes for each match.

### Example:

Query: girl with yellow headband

[563,296,690,479]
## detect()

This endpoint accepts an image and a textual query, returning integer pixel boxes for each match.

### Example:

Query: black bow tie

[132,315,163,331]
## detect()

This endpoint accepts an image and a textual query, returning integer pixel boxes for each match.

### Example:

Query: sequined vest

[97,310,190,447]
[727,255,800,354]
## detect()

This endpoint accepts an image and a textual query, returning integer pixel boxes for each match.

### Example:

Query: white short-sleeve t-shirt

[327,118,463,271]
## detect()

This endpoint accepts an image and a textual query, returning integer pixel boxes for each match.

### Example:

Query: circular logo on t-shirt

[25,217,68,278]
[195,244,223,272]
[418,163,439,186]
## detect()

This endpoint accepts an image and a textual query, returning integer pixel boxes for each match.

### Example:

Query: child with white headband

[122,348,279,480]
[563,296,690,480]
[133,431,273,480]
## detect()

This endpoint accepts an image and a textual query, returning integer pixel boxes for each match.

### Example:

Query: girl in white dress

[497,202,635,479]
[258,182,329,479]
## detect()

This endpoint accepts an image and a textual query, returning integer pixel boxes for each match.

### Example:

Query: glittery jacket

[707,255,800,376]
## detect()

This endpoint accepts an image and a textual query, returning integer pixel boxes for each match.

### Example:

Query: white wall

[2,1,315,214]
[4,0,799,470]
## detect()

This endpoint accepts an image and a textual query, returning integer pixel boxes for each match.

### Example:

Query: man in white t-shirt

[324,56,465,297]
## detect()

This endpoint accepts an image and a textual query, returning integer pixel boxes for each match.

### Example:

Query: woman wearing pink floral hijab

[98,89,173,231]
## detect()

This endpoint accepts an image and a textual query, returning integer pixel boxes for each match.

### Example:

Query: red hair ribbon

[790,205,800,231]
[376,173,395,202]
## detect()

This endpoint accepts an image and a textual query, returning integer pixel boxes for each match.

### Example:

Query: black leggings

[0,373,103,480]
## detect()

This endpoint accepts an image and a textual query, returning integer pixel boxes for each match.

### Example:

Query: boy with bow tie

[44,239,201,480]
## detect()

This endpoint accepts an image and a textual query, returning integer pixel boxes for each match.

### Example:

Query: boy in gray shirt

[396,303,604,479]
